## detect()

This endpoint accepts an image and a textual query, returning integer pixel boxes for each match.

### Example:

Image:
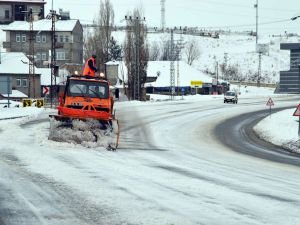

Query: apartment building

[2,19,83,68]
[0,0,45,24]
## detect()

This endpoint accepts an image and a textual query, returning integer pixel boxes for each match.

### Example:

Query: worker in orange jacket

[83,53,98,77]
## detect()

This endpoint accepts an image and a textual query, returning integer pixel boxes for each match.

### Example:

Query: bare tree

[84,0,114,72]
[160,36,171,61]
[185,39,201,66]
[124,8,149,100]
[149,41,160,61]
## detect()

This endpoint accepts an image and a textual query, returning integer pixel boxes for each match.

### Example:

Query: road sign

[36,99,44,108]
[43,86,49,95]
[293,104,300,116]
[191,80,203,87]
[256,43,269,54]
[266,97,274,106]
[293,104,300,137]
[212,79,217,85]
[22,99,32,107]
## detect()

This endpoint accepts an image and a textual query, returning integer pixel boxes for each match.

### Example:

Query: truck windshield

[68,80,109,99]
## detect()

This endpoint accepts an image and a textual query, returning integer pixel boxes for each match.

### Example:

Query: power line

[193,18,291,30]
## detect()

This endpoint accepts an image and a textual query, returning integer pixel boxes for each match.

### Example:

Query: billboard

[0,76,12,95]
[190,80,203,87]
[256,44,269,54]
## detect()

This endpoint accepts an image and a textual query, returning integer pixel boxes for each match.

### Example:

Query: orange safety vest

[83,57,96,76]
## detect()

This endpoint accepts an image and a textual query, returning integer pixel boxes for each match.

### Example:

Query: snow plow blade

[49,115,120,150]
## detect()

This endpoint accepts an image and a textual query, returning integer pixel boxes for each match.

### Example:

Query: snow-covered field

[112,30,298,83]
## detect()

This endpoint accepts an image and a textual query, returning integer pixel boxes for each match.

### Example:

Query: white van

[224,91,238,104]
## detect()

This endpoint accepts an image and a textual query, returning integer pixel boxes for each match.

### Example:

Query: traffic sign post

[293,104,300,137]
[43,86,49,96]
[0,76,12,108]
[266,97,274,117]
[181,88,185,100]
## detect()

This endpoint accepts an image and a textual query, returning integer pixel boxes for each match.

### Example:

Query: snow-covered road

[1,95,300,225]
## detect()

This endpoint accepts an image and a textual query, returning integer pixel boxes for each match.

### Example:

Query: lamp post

[298,64,300,94]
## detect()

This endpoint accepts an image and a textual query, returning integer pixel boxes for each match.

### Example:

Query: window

[5,10,9,19]
[16,79,21,87]
[16,34,21,42]
[36,35,41,43]
[65,35,69,43]
[36,53,41,60]
[68,80,109,98]
[42,52,47,60]
[56,51,65,60]
[60,35,64,43]
[42,35,46,43]
[22,34,26,42]
[22,79,28,87]
[89,85,107,98]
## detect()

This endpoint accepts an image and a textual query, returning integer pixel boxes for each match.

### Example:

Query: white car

[224,91,238,104]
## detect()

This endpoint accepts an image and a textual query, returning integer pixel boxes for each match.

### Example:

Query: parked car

[224,91,238,104]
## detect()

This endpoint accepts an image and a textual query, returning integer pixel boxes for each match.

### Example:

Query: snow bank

[254,108,300,153]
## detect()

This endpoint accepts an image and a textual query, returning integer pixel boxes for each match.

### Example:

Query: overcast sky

[45,0,300,34]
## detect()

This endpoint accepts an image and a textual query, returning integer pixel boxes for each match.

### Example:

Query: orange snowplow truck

[50,75,120,150]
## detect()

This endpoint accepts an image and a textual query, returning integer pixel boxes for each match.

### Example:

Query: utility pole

[176,27,184,96]
[49,9,59,108]
[298,64,300,94]
[28,8,35,98]
[254,0,258,44]
[258,52,262,87]
[161,0,166,32]
[224,52,228,80]
[22,7,43,98]
[125,15,146,101]
[170,29,175,100]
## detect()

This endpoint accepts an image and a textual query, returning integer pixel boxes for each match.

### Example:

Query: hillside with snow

[112,30,299,84]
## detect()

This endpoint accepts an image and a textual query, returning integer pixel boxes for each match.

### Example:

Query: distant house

[2,19,83,68]
[0,0,45,25]
[111,61,218,95]
[105,60,158,87]
[0,52,41,98]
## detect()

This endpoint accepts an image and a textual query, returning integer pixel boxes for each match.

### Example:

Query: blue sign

[0,76,12,95]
